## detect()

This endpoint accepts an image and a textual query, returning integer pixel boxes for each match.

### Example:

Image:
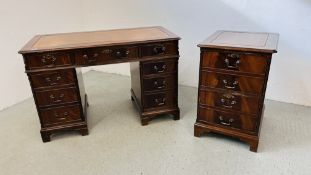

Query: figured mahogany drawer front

[141,41,178,57]
[201,51,269,75]
[76,46,139,65]
[40,105,82,127]
[200,71,264,94]
[29,69,75,89]
[143,75,176,92]
[199,90,260,114]
[35,87,79,107]
[198,107,258,133]
[25,52,72,70]
[142,59,177,75]
[143,91,176,109]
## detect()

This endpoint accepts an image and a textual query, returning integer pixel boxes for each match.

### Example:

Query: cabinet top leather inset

[19,26,180,54]
[198,30,279,53]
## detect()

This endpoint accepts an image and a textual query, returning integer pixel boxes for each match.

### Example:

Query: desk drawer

[143,91,176,109]
[35,87,79,107]
[198,107,258,133]
[201,51,269,75]
[141,41,178,57]
[199,90,260,114]
[142,59,177,76]
[40,105,82,127]
[29,69,75,89]
[143,75,176,92]
[25,52,72,70]
[76,46,138,65]
[200,71,264,94]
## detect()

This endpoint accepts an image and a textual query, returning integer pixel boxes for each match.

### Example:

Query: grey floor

[0,71,311,175]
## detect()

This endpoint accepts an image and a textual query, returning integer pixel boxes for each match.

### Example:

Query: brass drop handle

[220,94,237,108]
[153,45,166,55]
[49,93,65,103]
[222,79,239,89]
[219,116,234,126]
[224,53,241,69]
[115,50,130,58]
[153,80,166,89]
[154,98,166,106]
[41,54,57,67]
[153,64,166,73]
[54,112,68,121]
[83,53,97,63]
[45,76,62,86]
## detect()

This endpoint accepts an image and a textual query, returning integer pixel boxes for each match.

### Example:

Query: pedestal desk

[19,26,180,142]
[194,31,279,152]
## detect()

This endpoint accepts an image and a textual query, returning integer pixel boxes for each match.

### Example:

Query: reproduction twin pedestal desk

[19,27,180,142]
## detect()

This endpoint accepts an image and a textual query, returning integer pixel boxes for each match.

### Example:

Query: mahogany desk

[19,26,180,142]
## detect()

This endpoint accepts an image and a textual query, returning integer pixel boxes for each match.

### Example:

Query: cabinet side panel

[130,62,142,106]
[75,68,86,114]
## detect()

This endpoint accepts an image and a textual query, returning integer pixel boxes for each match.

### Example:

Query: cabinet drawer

[29,69,75,89]
[141,41,178,57]
[142,59,177,75]
[143,75,176,92]
[25,52,72,70]
[143,91,176,109]
[39,105,82,127]
[200,71,264,94]
[199,90,260,114]
[76,46,138,65]
[198,107,258,133]
[35,87,79,107]
[201,51,269,75]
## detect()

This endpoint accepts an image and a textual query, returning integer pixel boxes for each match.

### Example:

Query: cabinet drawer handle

[153,45,166,55]
[153,80,166,89]
[219,116,234,126]
[83,54,97,63]
[224,53,241,69]
[154,98,166,106]
[153,64,166,73]
[41,54,57,67]
[222,79,239,89]
[49,93,65,103]
[45,76,62,86]
[115,50,130,58]
[220,94,237,108]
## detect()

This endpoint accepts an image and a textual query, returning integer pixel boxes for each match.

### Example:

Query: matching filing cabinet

[194,31,279,152]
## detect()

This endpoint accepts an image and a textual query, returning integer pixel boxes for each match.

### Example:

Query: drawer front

[141,41,178,57]
[25,52,72,70]
[142,59,177,75]
[40,105,82,127]
[198,107,258,133]
[201,51,269,75]
[29,69,75,89]
[143,91,176,109]
[76,46,139,65]
[35,87,79,107]
[199,90,260,114]
[200,71,264,94]
[143,75,176,92]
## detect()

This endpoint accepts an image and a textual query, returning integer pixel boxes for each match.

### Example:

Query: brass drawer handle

[41,54,57,67]
[222,79,238,89]
[54,112,69,121]
[220,94,237,108]
[115,50,130,58]
[153,64,166,73]
[219,116,234,126]
[45,76,62,86]
[153,80,166,89]
[224,53,241,69]
[154,98,166,106]
[49,93,65,103]
[153,45,166,55]
[83,54,97,63]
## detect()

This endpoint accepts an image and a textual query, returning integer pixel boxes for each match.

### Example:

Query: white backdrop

[0,0,310,110]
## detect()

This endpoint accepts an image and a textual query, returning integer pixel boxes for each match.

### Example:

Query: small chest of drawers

[194,31,279,152]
